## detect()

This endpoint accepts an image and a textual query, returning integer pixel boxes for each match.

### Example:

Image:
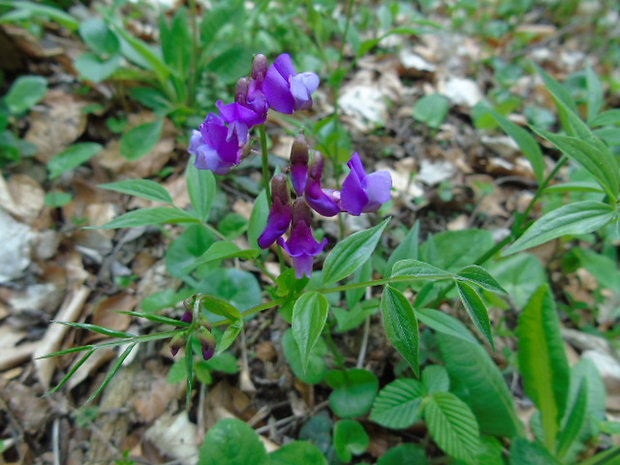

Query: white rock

[417,159,458,186]
[399,50,436,72]
[442,78,483,107]
[144,412,198,465]
[481,135,520,159]
[0,209,32,283]
[338,85,387,129]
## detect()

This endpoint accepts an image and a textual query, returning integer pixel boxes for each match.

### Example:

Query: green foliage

[48,143,102,179]
[269,441,327,465]
[120,120,164,160]
[413,94,450,129]
[325,368,379,418]
[198,418,268,465]
[282,329,327,384]
[370,378,425,429]
[3,75,47,114]
[333,420,369,463]
[292,292,329,373]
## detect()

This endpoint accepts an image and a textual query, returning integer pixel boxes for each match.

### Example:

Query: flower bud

[251,54,269,82]
[290,134,309,196]
[291,198,313,227]
[197,327,217,361]
[170,333,186,357]
[236,77,250,106]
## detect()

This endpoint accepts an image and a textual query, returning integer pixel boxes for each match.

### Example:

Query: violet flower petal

[258,198,292,249]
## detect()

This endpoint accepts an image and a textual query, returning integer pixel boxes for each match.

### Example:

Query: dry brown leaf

[144,412,198,465]
[6,175,45,225]
[92,293,135,331]
[0,325,39,371]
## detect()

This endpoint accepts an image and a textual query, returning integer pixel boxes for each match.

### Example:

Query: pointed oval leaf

[120,120,164,161]
[556,382,588,461]
[416,308,478,344]
[199,294,241,320]
[455,281,494,349]
[183,241,259,272]
[48,143,102,179]
[5,75,48,114]
[292,291,329,372]
[456,265,507,294]
[422,365,450,394]
[325,368,379,418]
[99,179,173,204]
[323,218,389,286]
[391,259,453,281]
[199,418,268,465]
[269,441,327,465]
[381,285,420,376]
[282,329,327,384]
[99,207,199,228]
[517,284,570,449]
[385,220,420,275]
[424,391,480,465]
[370,378,425,429]
[186,157,216,222]
[505,201,617,256]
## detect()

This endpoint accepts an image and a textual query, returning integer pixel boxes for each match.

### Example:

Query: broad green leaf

[333,420,369,463]
[48,143,102,179]
[490,254,547,309]
[391,259,454,281]
[79,18,120,56]
[532,127,619,198]
[377,444,428,465]
[370,379,425,429]
[517,284,570,449]
[282,329,327,384]
[292,292,329,372]
[199,418,268,465]
[505,201,617,255]
[204,352,239,374]
[269,441,327,465]
[423,365,450,394]
[416,308,478,344]
[217,320,243,355]
[197,268,261,313]
[533,63,579,135]
[455,281,494,349]
[591,109,620,128]
[323,218,389,286]
[556,382,588,461]
[166,224,215,277]
[160,7,192,79]
[438,333,523,438]
[420,229,494,271]
[586,66,604,125]
[380,286,420,376]
[248,190,268,250]
[186,157,216,222]
[4,75,47,114]
[184,241,259,272]
[424,392,480,465]
[74,53,122,83]
[509,438,562,465]
[141,288,195,313]
[120,120,164,160]
[200,4,238,50]
[456,265,507,294]
[99,207,199,229]
[489,110,545,183]
[544,181,606,194]
[413,94,450,129]
[385,221,420,275]
[99,179,173,204]
[199,294,241,320]
[325,368,379,418]
[206,46,253,85]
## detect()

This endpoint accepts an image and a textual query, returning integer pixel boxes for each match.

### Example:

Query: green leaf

[488,110,545,183]
[120,120,164,160]
[455,281,494,349]
[79,18,120,56]
[206,46,253,85]
[438,332,523,438]
[323,218,389,286]
[326,368,379,418]
[74,53,122,83]
[370,379,425,429]
[0,1,79,30]
[505,201,617,255]
[4,75,47,114]
[333,420,369,463]
[455,265,507,294]
[282,329,327,384]
[141,288,194,313]
[248,190,268,250]
[391,259,454,281]
[199,418,268,465]
[517,284,570,449]
[166,224,215,277]
[204,352,239,374]
[186,157,216,222]
[590,109,620,128]
[198,268,261,313]
[116,310,190,328]
[44,191,73,207]
[48,143,102,179]
[160,7,192,79]
[377,444,428,465]
[576,445,620,465]
[85,343,136,406]
[269,441,328,465]
[420,229,494,271]
[533,126,619,198]
[53,321,133,339]
[533,63,579,135]
[292,292,329,373]
[199,294,241,320]
[385,221,420,275]
[586,66,604,125]
[380,285,420,376]
[509,438,562,465]
[99,179,173,204]
[416,308,478,344]
[424,392,480,465]
[489,254,547,309]
[413,94,450,129]
[184,241,259,272]
[99,207,199,229]
[556,382,588,461]
[217,320,243,354]
[423,365,450,394]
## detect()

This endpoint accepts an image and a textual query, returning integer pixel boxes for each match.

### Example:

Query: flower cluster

[170,309,216,361]
[189,54,320,174]
[258,135,392,279]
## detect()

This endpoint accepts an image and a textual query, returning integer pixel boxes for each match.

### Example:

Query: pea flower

[277,200,327,279]
[304,152,341,217]
[189,112,247,175]
[340,153,392,215]
[258,175,293,249]
[235,54,269,124]
[289,134,309,196]
[197,327,216,361]
[263,54,320,114]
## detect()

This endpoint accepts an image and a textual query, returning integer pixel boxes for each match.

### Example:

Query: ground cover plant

[0,0,619,464]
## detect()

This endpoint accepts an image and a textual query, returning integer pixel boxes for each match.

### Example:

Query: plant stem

[258,124,272,208]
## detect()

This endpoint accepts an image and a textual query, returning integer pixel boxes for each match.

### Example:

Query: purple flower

[197,328,216,361]
[341,153,392,215]
[189,113,247,175]
[235,55,270,124]
[304,152,341,217]
[277,200,327,279]
[289,134,309,196]
[258,175,293,249]
[263,54,320,114]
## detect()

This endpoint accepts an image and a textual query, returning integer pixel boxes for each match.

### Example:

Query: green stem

[211,298,288,327]
[258,124,272,208]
